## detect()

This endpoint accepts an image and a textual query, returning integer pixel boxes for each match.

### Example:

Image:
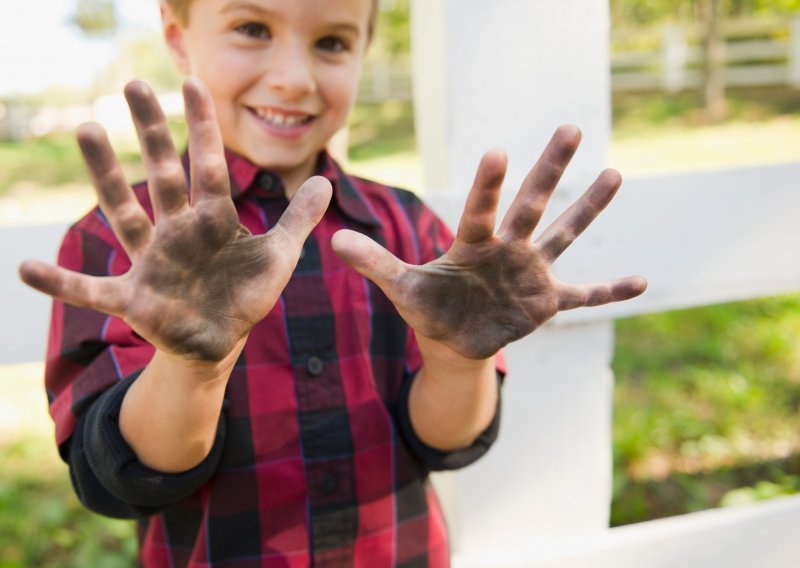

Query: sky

[0,1,161,96]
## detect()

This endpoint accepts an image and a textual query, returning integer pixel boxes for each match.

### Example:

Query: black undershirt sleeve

[67,372,226,519]
[396,372,502,471]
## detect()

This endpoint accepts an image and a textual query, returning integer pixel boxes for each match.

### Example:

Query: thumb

[331,229,405,291]
[273,176,333,247]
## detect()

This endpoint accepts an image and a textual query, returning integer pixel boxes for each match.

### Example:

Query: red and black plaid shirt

[45,150,502,567]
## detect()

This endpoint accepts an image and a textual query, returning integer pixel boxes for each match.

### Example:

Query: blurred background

[2,0,800,565]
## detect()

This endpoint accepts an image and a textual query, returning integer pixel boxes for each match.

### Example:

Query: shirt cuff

[396,371,502,472]
[70,372,226,518]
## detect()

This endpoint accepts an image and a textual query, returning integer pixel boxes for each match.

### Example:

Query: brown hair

[163,0,380,41]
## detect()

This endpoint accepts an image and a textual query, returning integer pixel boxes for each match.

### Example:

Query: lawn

[2,90,800,563]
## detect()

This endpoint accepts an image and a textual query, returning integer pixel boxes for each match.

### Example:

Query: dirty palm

[19,79,647,364]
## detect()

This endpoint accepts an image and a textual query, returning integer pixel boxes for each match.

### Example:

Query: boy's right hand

[19,79,332,363]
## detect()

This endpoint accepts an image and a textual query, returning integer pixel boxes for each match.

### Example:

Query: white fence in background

[612,16,800,92]
[410,1,800,566]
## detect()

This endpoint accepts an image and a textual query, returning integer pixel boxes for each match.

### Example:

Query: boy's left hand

[332,125,647,360]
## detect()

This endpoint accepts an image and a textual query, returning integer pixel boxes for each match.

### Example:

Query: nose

[266,40,316,99]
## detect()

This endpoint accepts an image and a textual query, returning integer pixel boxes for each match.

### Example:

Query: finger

[536,168,622,262]
[270,176,332,249]
[183,77,231,203]
[76,123,153,257]
[19,260,127,316]
[331,229,405,291]
[456,150,506,244]
[124,80,188,219]
[498,125,581,241]
[557,276,648,311]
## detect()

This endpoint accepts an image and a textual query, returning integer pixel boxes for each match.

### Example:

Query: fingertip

[182,76,210,107]
[554,125,583,158]
[124,79,153,102]
[75,122,108,152]
[330,228,354,255]
[330,229,368,268]
[477,149,508,188]
[483,148,507,164]
[622,276,648,300]
[18,260,51,293]
[301,176,334,205]
[18,260,34,282]
[601,168,623,188]
[557,124,582,143]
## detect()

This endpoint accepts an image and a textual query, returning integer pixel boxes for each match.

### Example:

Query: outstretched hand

[19,79,332,362]
[332,126,646,360]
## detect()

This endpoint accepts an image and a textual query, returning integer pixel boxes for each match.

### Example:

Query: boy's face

[162,0,371,183]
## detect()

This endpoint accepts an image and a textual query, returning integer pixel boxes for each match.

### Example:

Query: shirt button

[322,471,338,495]
[299,247,306,260]
[307,356,324,377]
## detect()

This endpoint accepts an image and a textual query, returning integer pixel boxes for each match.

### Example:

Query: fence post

[661,24,688,92]
[789,16,800,88]
[410,0,617,559]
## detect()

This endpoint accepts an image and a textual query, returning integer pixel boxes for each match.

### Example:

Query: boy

[19,0,646,566]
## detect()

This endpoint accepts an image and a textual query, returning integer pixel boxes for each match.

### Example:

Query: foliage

[373,0,411,58]
[611,0,800,26]
[612,294,800,525]
[0,120,186,196]
[92,33,184,95]
[72,0,117,37]
[0,437,136,567]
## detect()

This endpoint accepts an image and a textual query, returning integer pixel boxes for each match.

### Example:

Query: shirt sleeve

[68,372,225,519]
[45,209,226,517]
[395,371,503,471]
[393,189,507,470]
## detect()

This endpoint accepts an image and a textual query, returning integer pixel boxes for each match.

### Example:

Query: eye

[316,36,349,53]
[235,22,270,40]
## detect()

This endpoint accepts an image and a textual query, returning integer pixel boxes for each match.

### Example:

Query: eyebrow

[220,1,271,16]
[220,1,362,37]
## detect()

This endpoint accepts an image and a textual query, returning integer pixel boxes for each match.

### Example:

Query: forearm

[119,339,244,473]
[409,335,498,451]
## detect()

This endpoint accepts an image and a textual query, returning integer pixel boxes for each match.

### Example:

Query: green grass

[0,439,137,567]
[0,364,136,567]
[0,120,188,197]
[611,294,800,525]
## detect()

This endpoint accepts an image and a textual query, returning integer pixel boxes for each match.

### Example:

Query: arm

[409,338,497,451]
[333,126,647,454]
[20,79,332,477]
[118,345,242,472]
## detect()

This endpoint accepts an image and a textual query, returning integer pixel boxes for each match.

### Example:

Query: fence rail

[355,16,800,101]
[611,16,800,92]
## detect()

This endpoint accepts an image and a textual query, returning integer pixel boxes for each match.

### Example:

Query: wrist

[416,333,495,372]
[158,334,248,386]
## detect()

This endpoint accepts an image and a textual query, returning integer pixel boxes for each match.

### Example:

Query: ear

[161,2,191,75]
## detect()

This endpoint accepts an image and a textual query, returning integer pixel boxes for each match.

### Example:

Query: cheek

[194,46,259,97]
[321,66,361,118]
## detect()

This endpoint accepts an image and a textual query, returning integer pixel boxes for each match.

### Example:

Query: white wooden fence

[409,0,800,565]
[612,16,800,92]
[357,15,800,102]
[3,1,800,566]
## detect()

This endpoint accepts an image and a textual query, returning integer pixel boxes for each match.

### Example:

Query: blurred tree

[72,0,117,36]
[699,0,728,122]
[611,0,800,25]
[611,0,800,120]
[375,0,411,59]
[91,33,183,94]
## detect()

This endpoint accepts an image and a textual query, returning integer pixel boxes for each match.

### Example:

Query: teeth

[254,107,308,127]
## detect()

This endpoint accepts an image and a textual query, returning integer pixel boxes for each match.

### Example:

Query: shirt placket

[254,173,359,565]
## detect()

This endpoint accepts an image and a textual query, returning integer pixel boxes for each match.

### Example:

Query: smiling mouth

[249,106,314,128]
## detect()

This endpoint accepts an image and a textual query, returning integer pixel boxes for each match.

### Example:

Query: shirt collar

[187,148,382,228]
